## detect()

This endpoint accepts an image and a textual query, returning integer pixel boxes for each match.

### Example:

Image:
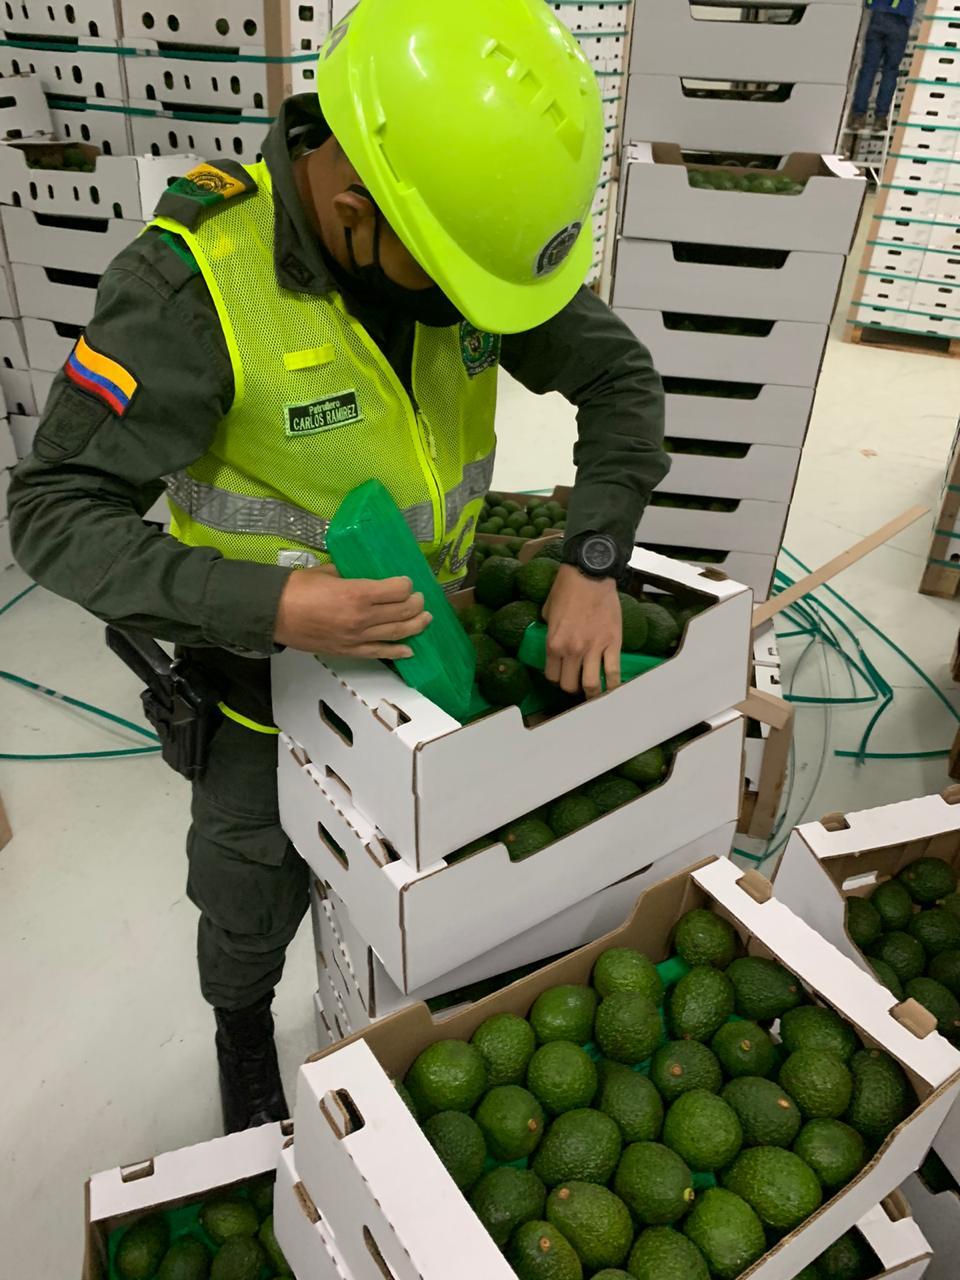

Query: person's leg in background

[850,11,885,127]
[874,10,911,127]
[186,716,310,1132]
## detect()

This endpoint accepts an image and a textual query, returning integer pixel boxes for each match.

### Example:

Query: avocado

[517,559,561,605]
[942,892,960,919]
[210,1237,267,1280]
[619,594,650,652]
[199,1201,259,1246]
[725,956,805,1020]
[509,1221,583,1280]
[547,794,601,839]
[723,1145,822,1231]
[662,1089,742,1171]
[498,816,554,862]
[597,1062,664,1142]
[474,1085,545,1161]
[668,965,735,1042]
[479,656,534,707]
[546,1182,633,1272]
[627,1227,710,1280]
[710,1020,779,1079]
[460,602,493,635]
[583,774,642,814]
[650,1040,722,1103]
[846,896,883,950]
[246,1175,275,1222]
[595,991,663,1064]
[868,931,926,982]
[471,1012,537,1087]
[527,1041,598,1115]
[870,879,913,930]
[488,600,541,652]
[592,948,665,1003]
[423,1111,488,1189]
[617,745,668,788]
[779,1005,859,1063]
[116,1216,170,1280]
[919,1147,958,1193]
[721,1077,802,1148]
[508,511,530,531]
[613,1141,694,1225]
[395,1080,419,1118]
[157,1237,211,1280]
[816,1230,877,1280]
[845,1050,911,1144]
[257,1216,289,1277]
[905,976,960,1035]
[404,1039,488,1116]
[792,1118,867,1190]
[909,907,960,957]
[470,632,505,676]
[534,539,566,563]
[530,985,598,1045]
[632,601,681,655]
[469,1166,547,1247]
[674,909,737,969]
[779,1050,853,1120]
[532,1107,623,1186]
[475,556,522,608]
[682,1188,767,1280]
[898,856,957,904]
[928,949,960,998]
[868,958,905,999]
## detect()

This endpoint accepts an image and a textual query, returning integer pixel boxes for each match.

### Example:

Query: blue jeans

[853,10,911,117]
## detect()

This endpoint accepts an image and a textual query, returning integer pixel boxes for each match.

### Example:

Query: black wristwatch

[563,532,623,581]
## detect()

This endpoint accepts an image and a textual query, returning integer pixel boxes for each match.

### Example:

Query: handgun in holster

[105,626,221,780]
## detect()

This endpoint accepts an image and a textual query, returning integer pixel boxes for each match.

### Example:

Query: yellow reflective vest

[153,160,498,587]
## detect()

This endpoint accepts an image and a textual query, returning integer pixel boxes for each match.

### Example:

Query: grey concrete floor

[2,210,960,1273]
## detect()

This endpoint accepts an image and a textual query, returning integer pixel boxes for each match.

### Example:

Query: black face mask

[343,185,463,329]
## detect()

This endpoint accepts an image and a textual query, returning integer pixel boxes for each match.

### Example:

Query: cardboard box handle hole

[364,1226,400,1279]
[119,1159,155,1184]
[892,998,938,1039]
[317,821,349,869]
[820,811,850,832]
[320,700,354,747]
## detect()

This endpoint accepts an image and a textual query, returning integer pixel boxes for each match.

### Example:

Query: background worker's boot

[215,992,289,1133]
[848,111,867,130]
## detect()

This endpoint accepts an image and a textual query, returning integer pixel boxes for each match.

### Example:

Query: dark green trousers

[187,717,310,1011]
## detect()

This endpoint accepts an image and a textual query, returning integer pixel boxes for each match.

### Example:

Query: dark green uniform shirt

[7,95,668,723]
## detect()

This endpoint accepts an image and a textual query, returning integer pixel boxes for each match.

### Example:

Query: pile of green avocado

[650,494,739,514]
[478,493,568,540]
[687,168,807,196]
[110,1172,289,1280]
[398,907,912,1280]
[25,146,97,173]
[845,855,960,1040]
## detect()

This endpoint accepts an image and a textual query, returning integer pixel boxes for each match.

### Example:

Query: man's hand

[542,565,622,699]
[274,565,432,657]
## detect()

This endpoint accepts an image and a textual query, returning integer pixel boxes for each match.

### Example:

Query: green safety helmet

[316,0,604,335]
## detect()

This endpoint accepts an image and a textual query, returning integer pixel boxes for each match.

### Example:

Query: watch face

[582,535,618,575]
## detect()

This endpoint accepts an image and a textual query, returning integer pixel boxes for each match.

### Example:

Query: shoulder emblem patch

[460,322,501,378]
[64,335,138,417]
[183,163,249,201]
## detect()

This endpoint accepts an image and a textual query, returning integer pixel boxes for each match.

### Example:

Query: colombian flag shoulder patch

[64,336,139,417]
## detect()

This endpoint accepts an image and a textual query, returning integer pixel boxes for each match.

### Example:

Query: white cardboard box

[273,547,752,870]
[663,381,816,448]
[0,316,27,369]
[624,74,847,155]
[2,206,140,273]
[0,416,15,469]
[661,443,802,503]
[279,712,745,992]
[898,123,960,159]
[855,1198,932,1280]
[922,248,960,282]
[119,0,329,49]
[0,518,13,571]
[129,102,271,166]
[9,413,38,459]
[638,545,779,602]
[31,367,55,411]
[0,141,196,221]
[313,989,337,1049]
[22,317,79,371]
[124,40,315,108]
[630,1,861,84]
[639,497,790,555]
[903,1171,960,1280]
[274,1145,354,1280]
[0,39,125,100]
[1,0,122,40]
[0,260,16,318]
[852,301,960,339]
[621,144,866,254]
[314,821,737,1026]
[292,857,960,1280]
[83,1122,291,1280]
[615,307,829,386]
[12,261,98,325]
[614,238,845,325]
[0,367,36,416]
[0,72,53,141]
[49,98,131,157]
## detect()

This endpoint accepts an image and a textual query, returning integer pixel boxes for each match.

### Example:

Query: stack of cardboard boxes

[850,0,960,350]
[920,414,960,598]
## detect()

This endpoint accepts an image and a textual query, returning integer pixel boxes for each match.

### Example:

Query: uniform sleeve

[500,286,670,558]
[6,231,291,651]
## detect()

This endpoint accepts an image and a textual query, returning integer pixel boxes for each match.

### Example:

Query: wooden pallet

[920,551,960,599]
[846,322,960,359]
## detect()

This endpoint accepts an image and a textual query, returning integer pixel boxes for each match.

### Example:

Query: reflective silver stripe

[167,472,333,549]
[446,451,496,532]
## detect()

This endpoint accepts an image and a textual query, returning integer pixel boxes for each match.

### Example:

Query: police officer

[8,0,668,1132]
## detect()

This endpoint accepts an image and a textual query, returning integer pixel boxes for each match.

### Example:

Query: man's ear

[332,188,375,230]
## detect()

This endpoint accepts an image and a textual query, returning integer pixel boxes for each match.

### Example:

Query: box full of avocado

[639,493,790,557]
[620,144,865,255]
[280,711,744,993]
[273,545,752,872]
[286,856,960,1280]
[310,820,737,1037]
[848,1197,932,1280]
[775,788,960,1184]
[473,487,568,552]
[83,1123,292,1280]
[904,1152,960,1280]
[652,437,802,503]
[273,1144,354,1280]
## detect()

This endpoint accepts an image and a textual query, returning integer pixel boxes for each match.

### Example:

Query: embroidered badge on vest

[460,322,501,379]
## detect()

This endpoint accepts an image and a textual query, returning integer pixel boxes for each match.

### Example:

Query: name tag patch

[285,391,362,436]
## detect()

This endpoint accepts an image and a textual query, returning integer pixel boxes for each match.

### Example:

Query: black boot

[215,992,290,1134]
